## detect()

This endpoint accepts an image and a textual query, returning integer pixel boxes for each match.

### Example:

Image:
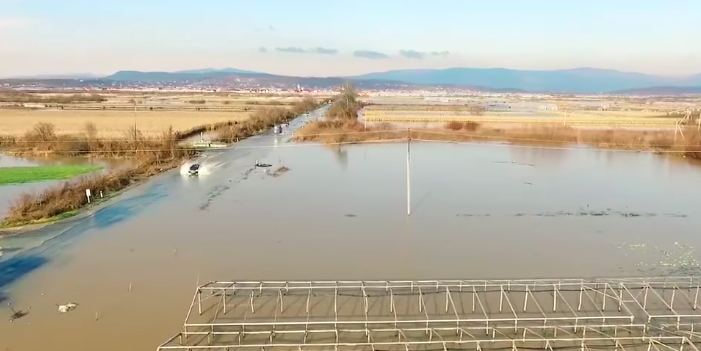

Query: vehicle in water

[274,125,282,134]
[188,163,201,176]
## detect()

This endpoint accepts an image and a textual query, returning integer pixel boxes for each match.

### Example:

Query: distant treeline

[0,92,107,104]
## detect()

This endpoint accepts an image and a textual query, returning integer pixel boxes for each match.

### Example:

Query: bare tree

[33,122,56,141]
[84,122,98,140]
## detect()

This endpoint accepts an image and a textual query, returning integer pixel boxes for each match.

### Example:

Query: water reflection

[333,146,348,170]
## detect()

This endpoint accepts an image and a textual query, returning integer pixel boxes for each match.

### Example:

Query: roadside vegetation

[0,165,103,185]
[0,97,321,228]
[214,97,320,142]
[294,83,369,142]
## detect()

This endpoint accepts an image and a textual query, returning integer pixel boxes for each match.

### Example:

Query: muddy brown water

[1,109,701,350]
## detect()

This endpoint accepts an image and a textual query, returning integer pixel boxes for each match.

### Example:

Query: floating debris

[617,241,700,275]
[254,160,272,168]
[344,214,357,218]
[57,302,78,313]
[8,305,30,322]
[269,166,290,178]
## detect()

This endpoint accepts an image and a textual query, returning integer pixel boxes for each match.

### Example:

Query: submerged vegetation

[0,98,322,227]
[294,86,701,161]
[0,165,103,185]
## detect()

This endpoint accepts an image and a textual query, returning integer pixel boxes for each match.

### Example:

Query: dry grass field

[0,109,252,137]
[0,92,324,138]
[362,105,685,128]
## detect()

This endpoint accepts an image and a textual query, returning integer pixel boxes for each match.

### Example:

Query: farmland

[361,105,682,128]
[0,92,323,137]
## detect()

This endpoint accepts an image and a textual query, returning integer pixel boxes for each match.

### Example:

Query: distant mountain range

[608,86,701,95]
[3,67,701,94]
[105,68,261,82]
[351,68,701,93]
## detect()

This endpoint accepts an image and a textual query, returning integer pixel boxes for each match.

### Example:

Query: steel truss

[157,277,701,351]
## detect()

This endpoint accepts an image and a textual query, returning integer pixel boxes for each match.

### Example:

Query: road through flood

[1,107,701,350]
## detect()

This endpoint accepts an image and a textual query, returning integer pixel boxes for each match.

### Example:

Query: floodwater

[1,107,701,350]
[0,155,124,220]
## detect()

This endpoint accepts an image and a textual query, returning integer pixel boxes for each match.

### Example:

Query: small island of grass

[0,165,103,185]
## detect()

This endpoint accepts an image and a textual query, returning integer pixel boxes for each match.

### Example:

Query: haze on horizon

[0,0,699,78]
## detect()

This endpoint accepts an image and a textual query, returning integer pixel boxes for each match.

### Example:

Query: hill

[104,69,266,82]
[99,69,511,91]
[609,86,701,95]
[351,67,701,93]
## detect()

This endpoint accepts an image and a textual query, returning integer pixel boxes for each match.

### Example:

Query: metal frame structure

[157,277,701,351]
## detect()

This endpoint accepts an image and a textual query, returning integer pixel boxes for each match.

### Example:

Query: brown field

[0,92,328,138]
[0,109,252,137]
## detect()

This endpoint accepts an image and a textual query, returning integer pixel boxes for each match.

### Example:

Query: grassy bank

[213,97,320,142]
[0,98,322,227]
[2,156,181,227]
[0,165,103,185]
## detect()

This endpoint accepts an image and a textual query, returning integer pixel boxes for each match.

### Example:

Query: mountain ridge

[349,67,701,93]
[4,67,701,94]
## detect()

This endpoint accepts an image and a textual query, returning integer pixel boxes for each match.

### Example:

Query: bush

[446,121,463,130]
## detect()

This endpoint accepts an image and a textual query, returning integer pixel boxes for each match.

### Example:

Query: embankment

[0,98,321,228]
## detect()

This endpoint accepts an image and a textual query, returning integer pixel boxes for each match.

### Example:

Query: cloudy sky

[1,0,699,77]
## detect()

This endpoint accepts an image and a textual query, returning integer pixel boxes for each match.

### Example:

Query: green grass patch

[0,165,103,185]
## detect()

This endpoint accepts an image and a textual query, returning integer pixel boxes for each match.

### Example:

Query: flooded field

[1,116,701,350]
[0,155,124,220]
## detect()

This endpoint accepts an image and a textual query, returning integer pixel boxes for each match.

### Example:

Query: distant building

[537,104,558,111]
[23,103,46,109]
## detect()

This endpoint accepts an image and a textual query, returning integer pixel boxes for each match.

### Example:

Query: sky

[1,0,700,77]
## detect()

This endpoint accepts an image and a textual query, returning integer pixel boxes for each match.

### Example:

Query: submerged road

[0,107,329,350]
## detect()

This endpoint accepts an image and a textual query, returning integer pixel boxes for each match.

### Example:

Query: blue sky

[1,0,699,77]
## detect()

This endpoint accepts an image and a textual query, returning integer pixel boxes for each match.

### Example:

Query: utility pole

[133,100,138,155]
[407,128,411,216]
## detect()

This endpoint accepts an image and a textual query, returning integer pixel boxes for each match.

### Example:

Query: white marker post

[85,189,91,204]
[407,129,411,216]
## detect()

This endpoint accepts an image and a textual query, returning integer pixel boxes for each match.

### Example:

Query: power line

[1,137,698,155]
